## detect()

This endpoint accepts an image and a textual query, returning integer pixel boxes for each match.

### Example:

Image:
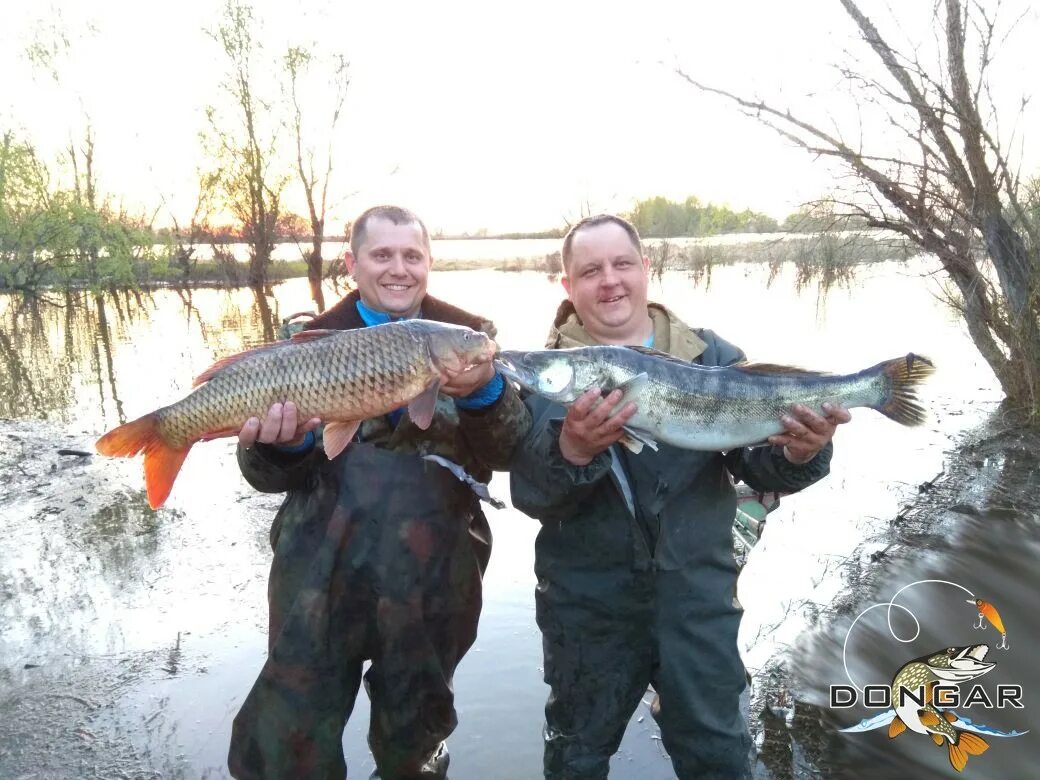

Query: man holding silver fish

[227,206,531,780]
[508,215,851,779]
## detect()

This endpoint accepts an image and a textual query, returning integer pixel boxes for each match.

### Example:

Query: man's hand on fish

[440,361,497,398]
[768,402,852,464]
[239,401,322,449]
[558,388,638,466]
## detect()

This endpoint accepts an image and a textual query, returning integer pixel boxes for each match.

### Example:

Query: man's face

[562,222,650,339]
[346,217,431,317]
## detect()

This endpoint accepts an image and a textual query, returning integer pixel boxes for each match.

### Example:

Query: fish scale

[96,319,495,508]
[157,325,429,448]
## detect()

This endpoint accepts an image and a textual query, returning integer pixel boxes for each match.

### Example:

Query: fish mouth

[494,351,539,392]
[927,644,995,683]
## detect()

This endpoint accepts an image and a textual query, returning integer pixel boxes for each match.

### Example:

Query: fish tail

[874,353,935,426]
[947,730,989,772]
[96,413,191,509]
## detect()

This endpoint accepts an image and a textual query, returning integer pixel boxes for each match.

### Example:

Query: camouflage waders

[228,443,490,779]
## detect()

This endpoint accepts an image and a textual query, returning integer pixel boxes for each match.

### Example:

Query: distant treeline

[621,196,866,238]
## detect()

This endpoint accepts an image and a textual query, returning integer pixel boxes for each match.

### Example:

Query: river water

[1,260,1029,779]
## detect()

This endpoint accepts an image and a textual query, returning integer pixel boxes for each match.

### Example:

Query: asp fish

[96,320,496,508]
[494,347,935,452]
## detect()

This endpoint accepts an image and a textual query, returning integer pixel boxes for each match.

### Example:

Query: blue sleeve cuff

[273,429,316,454]
[454,371,505,410]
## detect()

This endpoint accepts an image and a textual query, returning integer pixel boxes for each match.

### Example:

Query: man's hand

[441,362,496,398]
[767,403,851,464]
[558,388,638,466]
[239,401,322,449]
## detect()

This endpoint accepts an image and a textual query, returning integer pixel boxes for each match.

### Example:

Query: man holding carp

[228,205,531,779]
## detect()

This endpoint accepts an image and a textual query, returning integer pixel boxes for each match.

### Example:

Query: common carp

[96,320,496,509]
[494,347,934,452]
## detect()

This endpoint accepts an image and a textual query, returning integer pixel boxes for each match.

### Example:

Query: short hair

[349,205,431,257]
[561,214,643,272]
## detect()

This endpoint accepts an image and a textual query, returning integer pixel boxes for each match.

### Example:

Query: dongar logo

[832,580,1028,774]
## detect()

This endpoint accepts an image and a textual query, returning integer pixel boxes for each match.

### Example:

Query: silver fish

[494,347,935,452]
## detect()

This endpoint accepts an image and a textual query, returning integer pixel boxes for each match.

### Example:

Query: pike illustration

[887,645,993,772]
[96,320,496,508]
[495,347,934,452]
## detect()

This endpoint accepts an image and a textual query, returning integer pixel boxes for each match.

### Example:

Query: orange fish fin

[143,439,191,509]
[323,420,361,459]
[948,741,968,772]
[944,711,958,723]
[888,716,907,738]
[918,711,941,727]
[198,427,241,442]
[96,413,160,457]
[192,341,293,387]
[732,362,826,376]
[289,328,340,343]
[407,381,440,430]
[95,412,191,509]
[931,733,944,746]
[958,731,989,756]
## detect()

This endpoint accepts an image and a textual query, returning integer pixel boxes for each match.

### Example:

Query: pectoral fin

[408,381,440,430]
[323,420,361,459]
[619,425,659,454]
[888,716,907,738]
[919,711,941,728]
[613,372,649,404]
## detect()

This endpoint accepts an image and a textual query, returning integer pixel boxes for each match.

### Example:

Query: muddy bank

[0,418,275,779]
[750,410,1040,779]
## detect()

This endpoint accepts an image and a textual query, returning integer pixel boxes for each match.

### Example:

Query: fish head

[919,644,994,683]
[424,323,497,377]
[495,350,590,402]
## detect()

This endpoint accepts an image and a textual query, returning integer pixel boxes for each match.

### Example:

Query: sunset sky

[2,0,1037,234]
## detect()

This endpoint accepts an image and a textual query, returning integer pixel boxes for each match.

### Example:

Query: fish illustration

[888,644,993,772]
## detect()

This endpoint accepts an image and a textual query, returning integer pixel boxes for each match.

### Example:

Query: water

[0,260,1017,778]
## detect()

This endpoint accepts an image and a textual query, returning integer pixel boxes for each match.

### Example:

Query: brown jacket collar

[306,289,497,337]
[546,299,706,361]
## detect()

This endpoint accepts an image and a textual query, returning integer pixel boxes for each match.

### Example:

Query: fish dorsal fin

[732,361,826,377]
[289,328,341,343]
[624,345,692,368]
[408,380,440,430]
[192,341,293,387]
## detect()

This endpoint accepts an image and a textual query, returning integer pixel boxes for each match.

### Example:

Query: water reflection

[0,266,1017,778]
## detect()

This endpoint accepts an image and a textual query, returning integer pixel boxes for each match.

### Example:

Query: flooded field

[2,261,1032,779]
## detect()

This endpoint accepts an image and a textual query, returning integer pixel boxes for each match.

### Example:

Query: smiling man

[509,214,850,779]
[228,205,531,780]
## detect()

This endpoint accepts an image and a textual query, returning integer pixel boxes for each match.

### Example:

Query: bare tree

[284,46,349,312]
[207,0,284,287]
[677,0,1039,416]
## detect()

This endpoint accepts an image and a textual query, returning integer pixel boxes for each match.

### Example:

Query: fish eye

[947,648,957,655]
